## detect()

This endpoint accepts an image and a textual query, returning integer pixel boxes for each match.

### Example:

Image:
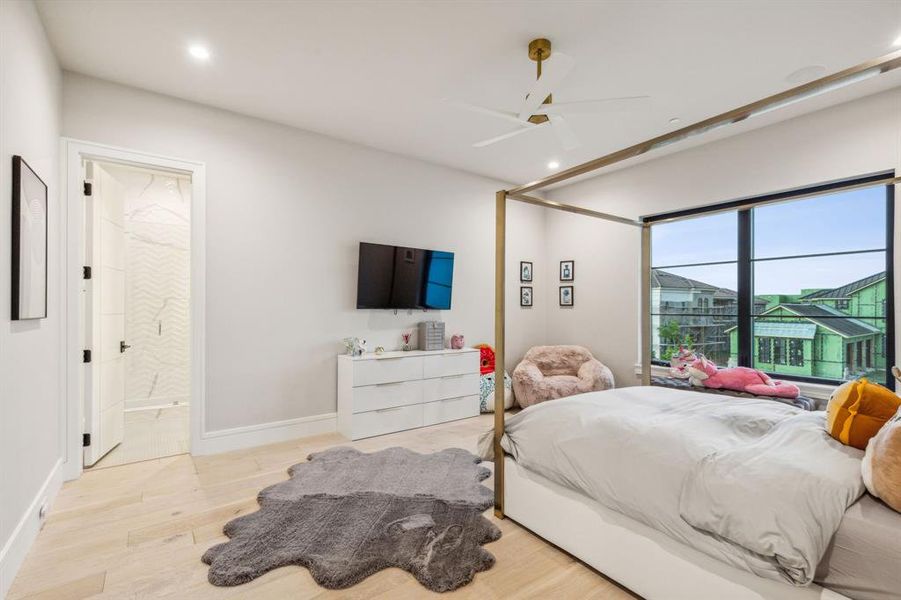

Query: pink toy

[669,345,697,379]
[687,356,800,399]
[450,334,465,349]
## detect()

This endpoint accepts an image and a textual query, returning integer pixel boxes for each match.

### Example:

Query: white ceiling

[36,0,901,186]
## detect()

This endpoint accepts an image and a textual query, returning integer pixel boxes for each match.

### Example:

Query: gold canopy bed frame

[492,48,901,519]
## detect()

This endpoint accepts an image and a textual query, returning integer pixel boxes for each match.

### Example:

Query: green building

[727,272,886,382]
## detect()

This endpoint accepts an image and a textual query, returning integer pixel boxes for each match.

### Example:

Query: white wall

[544,88,901,387]
[0,0,63,596]
[61,73,547,433]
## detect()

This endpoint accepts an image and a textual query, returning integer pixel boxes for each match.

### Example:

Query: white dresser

[337,348,480,440]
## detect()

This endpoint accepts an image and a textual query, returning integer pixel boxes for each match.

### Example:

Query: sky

[651,186,887,295]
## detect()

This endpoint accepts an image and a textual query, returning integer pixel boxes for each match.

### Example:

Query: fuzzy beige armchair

[512,345,614,408]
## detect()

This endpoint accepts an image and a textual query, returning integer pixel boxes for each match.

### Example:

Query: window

[773,338,786,365]
[648,176,893,387]
[789,339,804,367]
[650,212,737,366]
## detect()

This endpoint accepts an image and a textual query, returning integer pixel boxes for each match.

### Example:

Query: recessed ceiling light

[894,34,901,47]
[188,44,211,61]
[547,161,560,169]
[668,118,681,125]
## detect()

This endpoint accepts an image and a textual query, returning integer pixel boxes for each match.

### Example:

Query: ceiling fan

[450,38,648,150]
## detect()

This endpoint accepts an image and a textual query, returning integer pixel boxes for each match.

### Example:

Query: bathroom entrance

[82,160,192,468]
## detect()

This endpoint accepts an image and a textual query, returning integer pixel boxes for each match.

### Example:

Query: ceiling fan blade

[444,100,529,127]
[517,52,576,121]
[472,122,548,148]
[536,96,650,114]
[549,114,580,150]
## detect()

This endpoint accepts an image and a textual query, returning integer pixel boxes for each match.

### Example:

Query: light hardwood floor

[9,415,637,599]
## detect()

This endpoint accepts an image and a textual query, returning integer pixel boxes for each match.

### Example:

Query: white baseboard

[0,459,63,599]
[192,412,338,456]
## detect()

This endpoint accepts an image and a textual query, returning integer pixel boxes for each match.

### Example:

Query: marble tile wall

[104,164,191,410]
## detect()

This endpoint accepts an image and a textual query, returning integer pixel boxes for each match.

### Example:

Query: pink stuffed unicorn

[687,356,800,399]
[668,345,697,379]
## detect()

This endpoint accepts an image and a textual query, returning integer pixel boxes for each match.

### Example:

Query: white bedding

[483,386,865,586]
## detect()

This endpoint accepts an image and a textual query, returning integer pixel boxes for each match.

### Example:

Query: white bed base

[503,457,849,600]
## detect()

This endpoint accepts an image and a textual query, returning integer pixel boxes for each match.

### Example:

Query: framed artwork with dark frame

[520,286,533,307]
[11,155,48,320]
[520,261,533,282]
[559,285,574,307]
[559,260,574,281]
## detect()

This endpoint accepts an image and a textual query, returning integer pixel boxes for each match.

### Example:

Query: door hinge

[82,433,91,447]
[83,181,93,196]
[83,265,92,280]
[83,349,92,363]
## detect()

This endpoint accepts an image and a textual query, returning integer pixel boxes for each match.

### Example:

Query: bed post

[640,222,652,386]
[494,189,506,518]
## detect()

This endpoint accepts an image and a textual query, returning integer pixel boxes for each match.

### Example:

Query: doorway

[82,160,192,468]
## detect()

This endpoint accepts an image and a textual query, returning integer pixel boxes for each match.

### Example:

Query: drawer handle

[444,374,468,379]
[375,406,406,413]
[375,381,404,387]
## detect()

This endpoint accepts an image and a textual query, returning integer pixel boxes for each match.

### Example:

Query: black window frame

[646,172,895,390]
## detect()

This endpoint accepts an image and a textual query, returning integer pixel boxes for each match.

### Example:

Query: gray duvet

[485,386,866,587]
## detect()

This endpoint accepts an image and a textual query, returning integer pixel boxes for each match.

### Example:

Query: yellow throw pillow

[862,406,901,512]
[826,378,901,450]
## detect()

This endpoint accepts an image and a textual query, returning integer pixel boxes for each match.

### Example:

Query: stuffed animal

[669,345,697,379]
[687,356,800,399]
[826,377,900,450]
[863,406,901,513]
[475,344,496,375]
[474,344,514,412]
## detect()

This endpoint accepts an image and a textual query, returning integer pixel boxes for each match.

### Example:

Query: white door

[84,162,126,466]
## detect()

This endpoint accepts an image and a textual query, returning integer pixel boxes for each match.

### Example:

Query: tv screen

[356,242,454,310]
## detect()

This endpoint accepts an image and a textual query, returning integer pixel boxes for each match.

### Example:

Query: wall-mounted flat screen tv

[356,242,454,310]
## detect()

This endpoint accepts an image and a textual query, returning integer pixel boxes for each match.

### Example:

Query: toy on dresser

[342,337,367,357]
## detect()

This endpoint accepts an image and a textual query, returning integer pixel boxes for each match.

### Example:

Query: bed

[483,386,901,600]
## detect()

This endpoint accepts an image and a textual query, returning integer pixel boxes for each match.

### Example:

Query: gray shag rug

[202,446,500,592]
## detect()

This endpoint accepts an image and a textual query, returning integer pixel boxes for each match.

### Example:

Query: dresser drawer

[422,395,479,426]
[352,404,423,439]
[353,380,423,413]
[353,356,423,386]
[422,373,479,403]
[422,352,477,379]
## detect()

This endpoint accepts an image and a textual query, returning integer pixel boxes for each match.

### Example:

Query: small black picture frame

[559,285,574,307]
[520,261,533,282]
[560,260,574,281]
[520,286,533,307]
[11,155,48,320]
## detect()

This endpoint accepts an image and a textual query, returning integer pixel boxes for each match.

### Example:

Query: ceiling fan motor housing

[527,38,553,123]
